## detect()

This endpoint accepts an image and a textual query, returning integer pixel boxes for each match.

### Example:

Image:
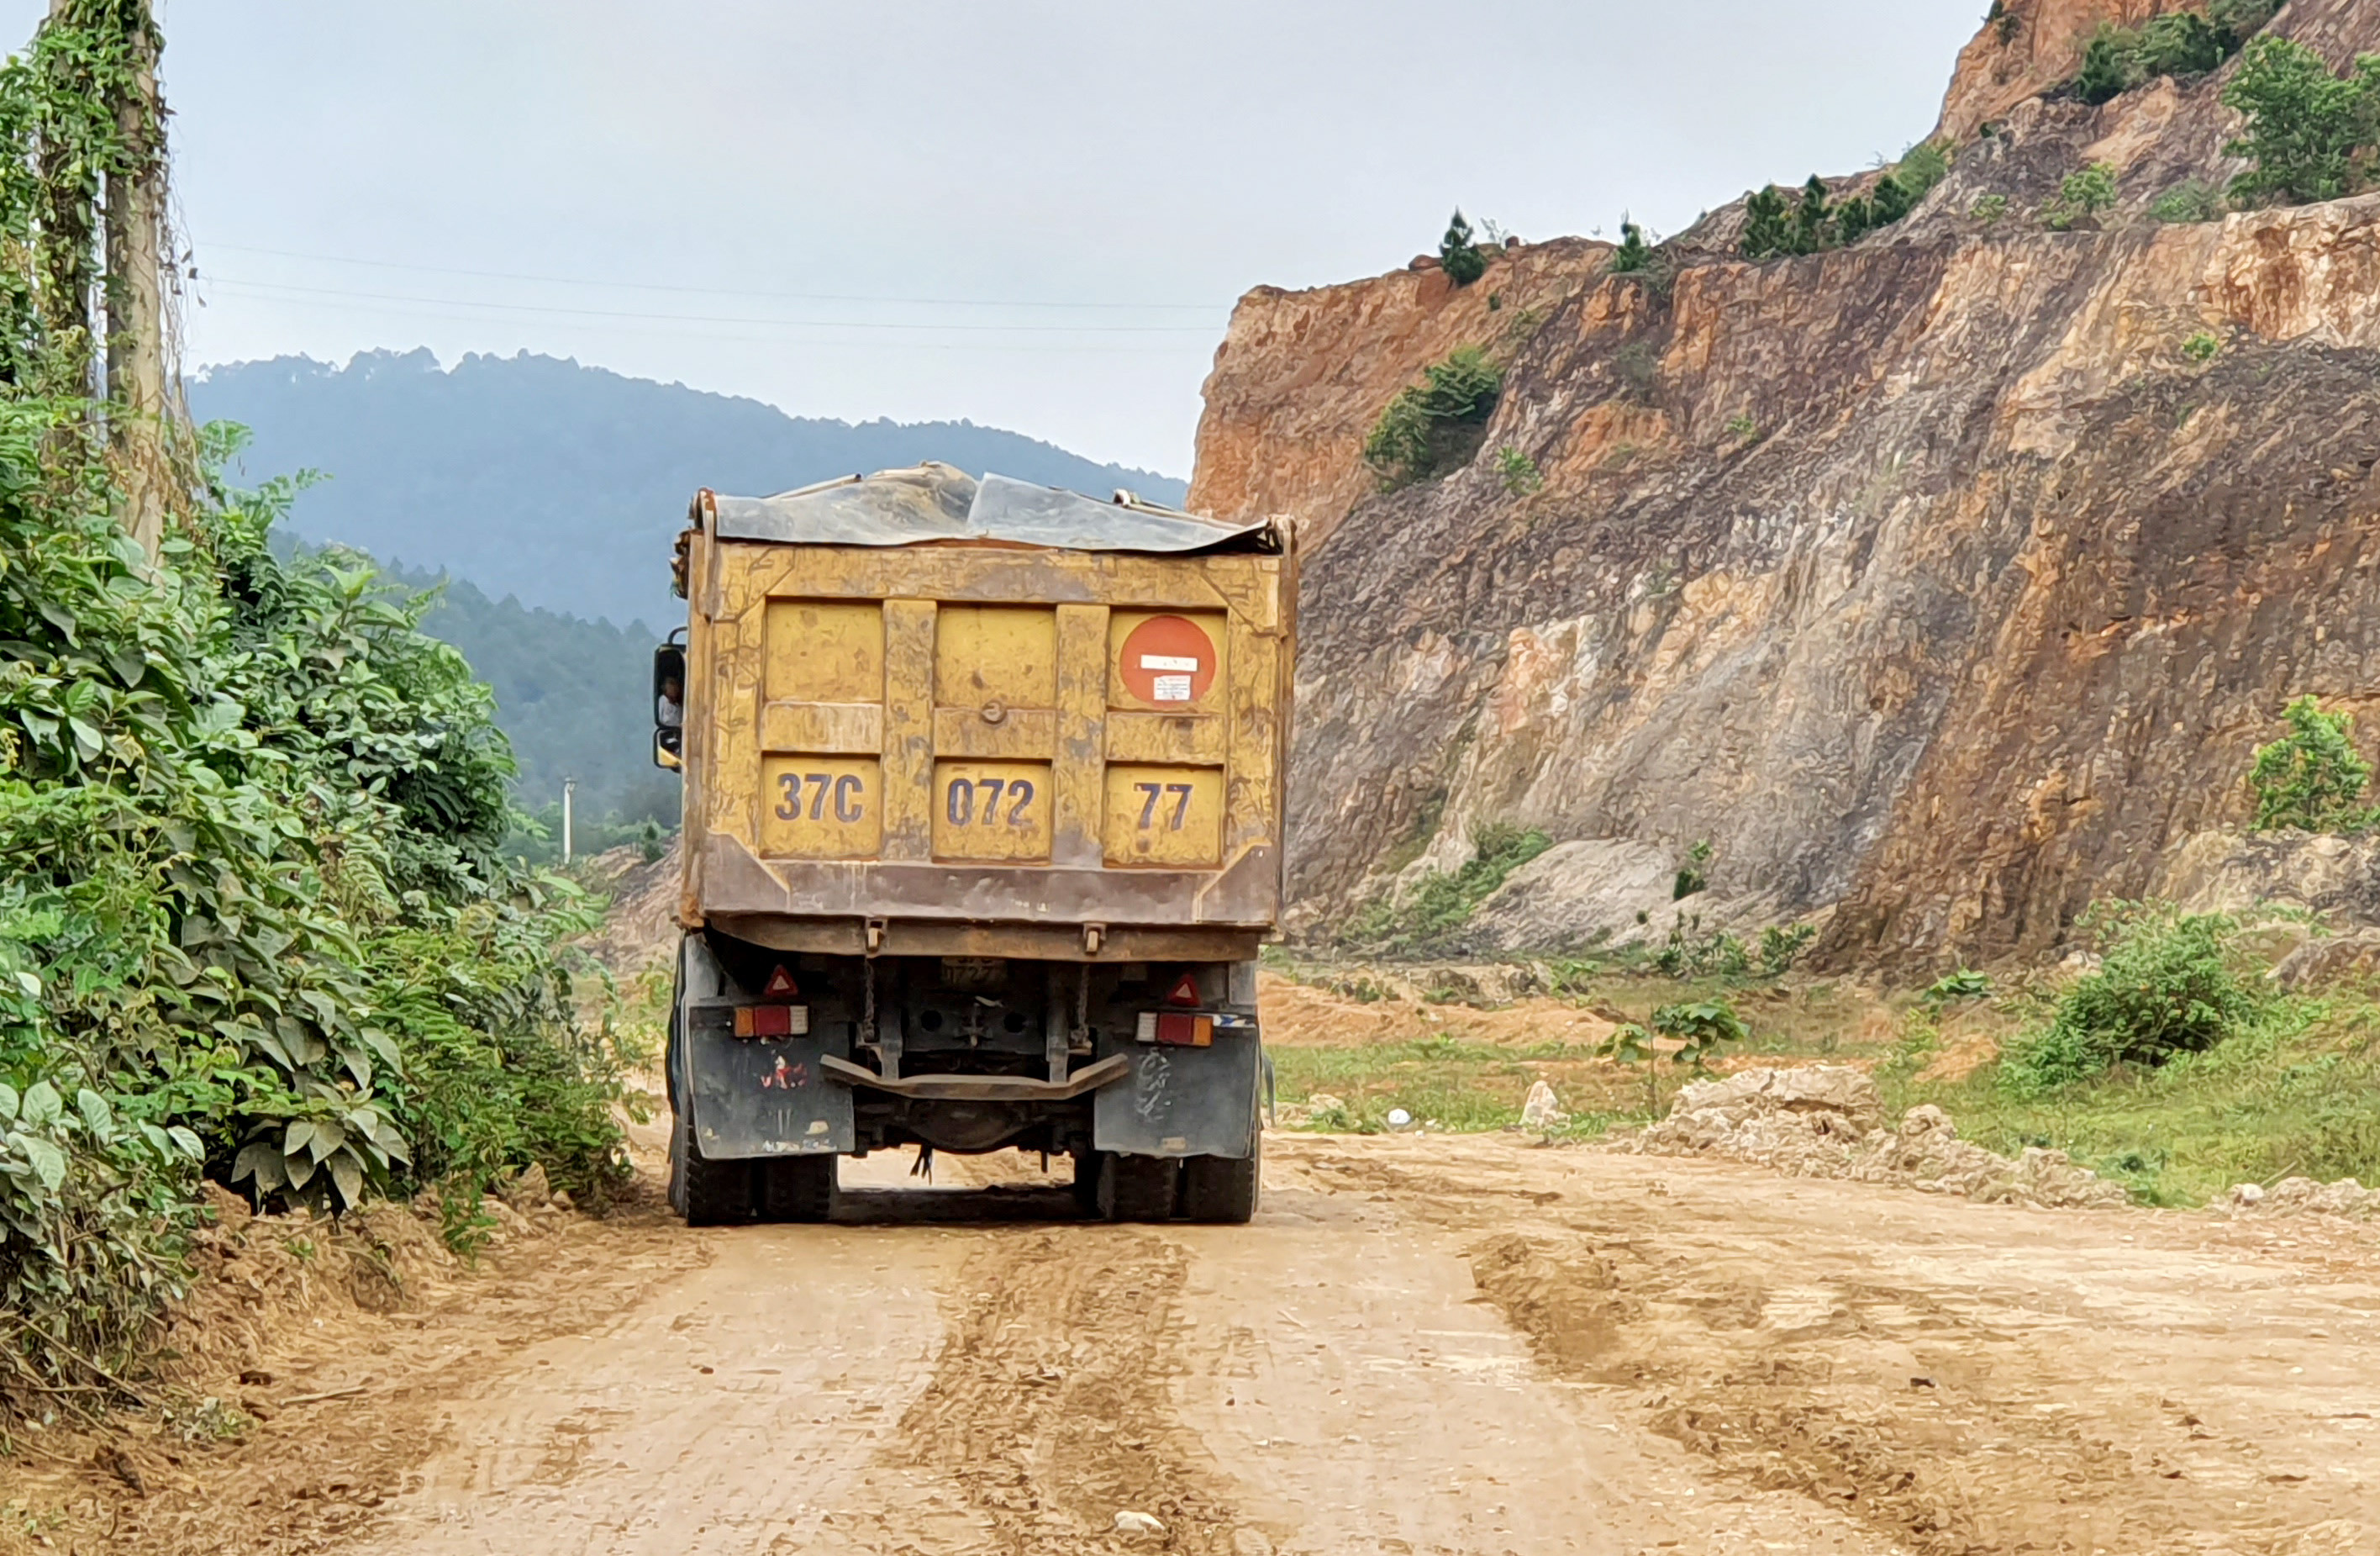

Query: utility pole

[561,778,578,866]
[103,0,166,561]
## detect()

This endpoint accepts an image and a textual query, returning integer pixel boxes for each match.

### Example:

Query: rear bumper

[820,1052,1128,1101]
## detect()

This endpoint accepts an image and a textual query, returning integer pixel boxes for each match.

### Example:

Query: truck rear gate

[657,466,1292,1226]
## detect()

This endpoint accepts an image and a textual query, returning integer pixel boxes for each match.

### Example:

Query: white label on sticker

[1136,1011,1159,1043]
[1140,654,1199,672]
[1152,674,1193,702]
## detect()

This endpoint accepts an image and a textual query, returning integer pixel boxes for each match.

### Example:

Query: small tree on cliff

[1440,209,1488,285]
[2223,36,2380,207]
[2249,696,2380,833]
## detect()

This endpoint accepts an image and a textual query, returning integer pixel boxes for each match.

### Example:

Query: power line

[201,241,1228,314]
[205,275,1221,334]
[196,282,1211,356]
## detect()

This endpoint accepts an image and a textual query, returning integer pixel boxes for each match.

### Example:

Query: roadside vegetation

[0,6,638,1415]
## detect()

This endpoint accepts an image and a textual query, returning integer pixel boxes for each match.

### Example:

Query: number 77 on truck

[649,463,1295,1226]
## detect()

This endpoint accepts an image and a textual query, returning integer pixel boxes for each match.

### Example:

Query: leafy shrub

[2183,330,2222,363]
[1345,821,1551,952]
[1971,193,2010,225]
[1757,923,1817,977]
[1362,345,1503,490]
[2223,37,2380,207]
[1493,446,1542,495]
[1608,219,1654,274]
[2209,0,2281,46]
[1723,412,1761,444]
[2044,162,2119,229]
[1672,838,1711,900]
[2150,179,2225,224]
[1440,209,1488,286]
[2249,695,2379,832]
[2076,7,2259,107]
[1653,911,1748,978]
[1919,968,1992,1008]
[1599,998,1749,1113]
[1999,904,2269,1092]
[1741,145,1948,261]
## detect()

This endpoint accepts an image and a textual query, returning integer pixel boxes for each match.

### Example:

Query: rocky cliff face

[1191,0,2380,968]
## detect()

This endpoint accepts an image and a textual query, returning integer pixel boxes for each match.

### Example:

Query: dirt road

[190,1131,2362,1556]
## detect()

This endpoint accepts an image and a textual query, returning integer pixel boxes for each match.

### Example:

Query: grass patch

[1887,997,2380,1206]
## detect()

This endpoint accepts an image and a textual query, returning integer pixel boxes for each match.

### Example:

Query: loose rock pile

[1617,1067,2130,1210]
[2224,1177,2380,1218]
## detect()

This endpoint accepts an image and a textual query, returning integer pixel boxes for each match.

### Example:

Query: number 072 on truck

[650,464,1294,1226]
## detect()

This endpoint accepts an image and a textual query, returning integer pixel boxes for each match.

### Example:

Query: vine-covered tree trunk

[98,0,164,558]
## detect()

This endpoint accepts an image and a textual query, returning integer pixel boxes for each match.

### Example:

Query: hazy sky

[10,2,1982,476]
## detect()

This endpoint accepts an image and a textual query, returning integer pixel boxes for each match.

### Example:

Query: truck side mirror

[653,640,687,771]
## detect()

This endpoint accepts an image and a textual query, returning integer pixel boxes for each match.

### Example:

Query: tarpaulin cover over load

[708,463,1277,554]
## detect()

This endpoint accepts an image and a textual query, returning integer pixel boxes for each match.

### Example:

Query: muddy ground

[15,1122,2380,1556]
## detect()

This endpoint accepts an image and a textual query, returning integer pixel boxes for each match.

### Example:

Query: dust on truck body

[657,464,1293,1226]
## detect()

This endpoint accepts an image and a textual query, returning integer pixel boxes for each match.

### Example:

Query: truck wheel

[1182,1126,1261,1225]
[1071,1151,1108,1218]
[1100,1153,1181,1222]
[759,1154,837,1223]
[672,1105,753,1226]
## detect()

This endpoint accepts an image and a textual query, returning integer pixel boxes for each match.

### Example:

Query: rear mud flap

[685,1005,855,1158]
[1093,1029,1261,1159]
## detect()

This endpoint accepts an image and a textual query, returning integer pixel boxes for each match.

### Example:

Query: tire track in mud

[844,1226,1245,1556]
[1314,1149,2195,1556]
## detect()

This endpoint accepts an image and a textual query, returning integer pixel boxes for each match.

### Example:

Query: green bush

[2000,904,2269,1092]
[2249,695,2379,832]
[1741,145,1950,261]
[1362,345,1503,490]
[1652,910,1748,978]
[1439,209,1488,286]
[1608,218,1654,274]
[2223,36,2380,207]
[2183,330,2222,363]
[2150,179,2225,223]
[2077,8,2254,106]
[1600,998,1749,1113]
[1672,838,1712,899]
[2044,161,2119,230]
[1970,193,2010,226]
[1757,923,1817,977]
[1493,446,1542,496]
[1919,968,1992,1009]
[1346,821,1551,952]
[2209,0,2281,45]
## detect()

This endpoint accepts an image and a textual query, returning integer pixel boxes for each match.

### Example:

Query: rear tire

[672,1104,753,1226]
[1182,1126,1261,1225]
[1101,1153,1181,1222]
[1071,1151,1108,1218]
[758,1154,837,1223]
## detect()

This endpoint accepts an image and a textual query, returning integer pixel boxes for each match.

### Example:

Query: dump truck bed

[677,467,1294,963]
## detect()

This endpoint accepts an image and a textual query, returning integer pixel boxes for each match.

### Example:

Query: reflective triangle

[1164,972,1201,1008]
[762,964,800,1000]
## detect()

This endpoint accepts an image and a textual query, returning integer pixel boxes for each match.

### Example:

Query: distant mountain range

[190,350,1189,632]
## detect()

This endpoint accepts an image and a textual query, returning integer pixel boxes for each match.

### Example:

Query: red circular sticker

[1119,616,1217,706]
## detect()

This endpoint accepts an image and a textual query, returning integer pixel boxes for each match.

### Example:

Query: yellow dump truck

[652,465,1293,1225]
